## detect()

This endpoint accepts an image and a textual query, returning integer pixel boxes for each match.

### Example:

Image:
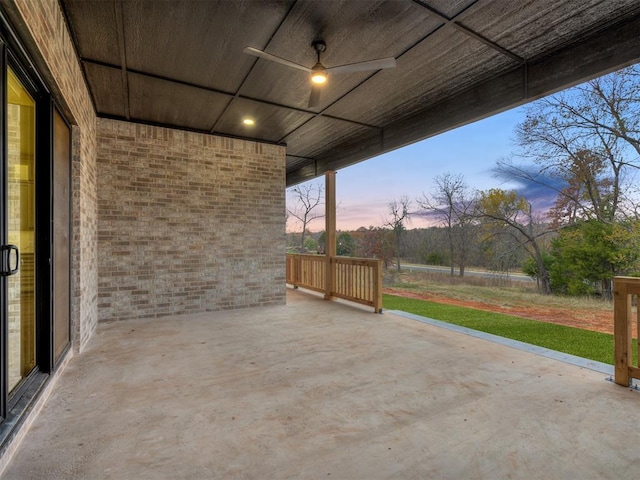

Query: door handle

[1,244,19,276]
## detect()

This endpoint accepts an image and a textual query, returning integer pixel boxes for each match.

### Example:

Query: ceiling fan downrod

[310,40,328,84]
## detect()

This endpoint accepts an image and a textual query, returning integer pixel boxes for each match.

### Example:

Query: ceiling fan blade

[243,47,311,73]
[327,57,396,75]
[308,84,322,108]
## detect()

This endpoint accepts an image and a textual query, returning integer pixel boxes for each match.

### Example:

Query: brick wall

[8,0,98,352]
[97,119,286,322]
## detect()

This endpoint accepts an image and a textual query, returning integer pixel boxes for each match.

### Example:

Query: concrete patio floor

[2,288,638,479]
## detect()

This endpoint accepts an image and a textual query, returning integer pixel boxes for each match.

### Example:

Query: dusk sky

[286,105,535,233]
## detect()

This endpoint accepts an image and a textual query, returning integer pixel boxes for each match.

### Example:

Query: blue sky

[287,105,531,232]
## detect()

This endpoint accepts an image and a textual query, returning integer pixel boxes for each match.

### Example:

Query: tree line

[287,65,640,298]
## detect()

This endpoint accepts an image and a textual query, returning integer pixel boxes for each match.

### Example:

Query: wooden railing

[333,257,383,312]
[614,276,640,386]
[286,254,383,313]
[286,254,326,294]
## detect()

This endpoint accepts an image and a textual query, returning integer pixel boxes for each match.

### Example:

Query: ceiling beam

[412,0,524,64]
[287,12,640,186]
[209,1,297,134]
[79,58,379,133]
[113,0,130,119]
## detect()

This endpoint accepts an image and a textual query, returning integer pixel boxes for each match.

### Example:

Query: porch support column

[613,277,633,386]
[324,170,336,300]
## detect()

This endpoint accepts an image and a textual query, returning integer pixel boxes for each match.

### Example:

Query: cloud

[335,200,432,231]
[492,164,566,212]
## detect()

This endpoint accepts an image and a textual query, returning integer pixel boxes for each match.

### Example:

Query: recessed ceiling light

[243,117,255,126]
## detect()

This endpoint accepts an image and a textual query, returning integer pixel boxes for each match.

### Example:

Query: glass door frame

[0,37,6,422]
[0,18,58,424]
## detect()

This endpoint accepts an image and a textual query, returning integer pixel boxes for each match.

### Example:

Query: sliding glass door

[6,66,36,394]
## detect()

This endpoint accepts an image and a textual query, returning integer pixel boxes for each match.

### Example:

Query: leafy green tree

[315,230,362,257]
[522,252,555,291]
[317,231,325,253]
[337,232,356,256]
[425,251,448,266]
[549,220,640,298]
[304,237,318,252]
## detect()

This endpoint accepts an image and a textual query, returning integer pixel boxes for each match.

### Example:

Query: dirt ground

[384,287,615,335]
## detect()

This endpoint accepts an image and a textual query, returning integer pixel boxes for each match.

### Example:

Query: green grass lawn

[383,293,627,365]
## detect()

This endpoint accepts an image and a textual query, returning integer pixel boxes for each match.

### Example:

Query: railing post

[614,277,633,386]
[324,171,336,300]
[374,259,383,314]
[293,254,300,288]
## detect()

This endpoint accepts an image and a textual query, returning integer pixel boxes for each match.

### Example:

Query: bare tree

[417,173,476,276]
[514,65,640,224]
[287,182,324,249]
[384,197,411,272]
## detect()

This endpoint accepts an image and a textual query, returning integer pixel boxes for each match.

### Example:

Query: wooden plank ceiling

[61,0,640,186]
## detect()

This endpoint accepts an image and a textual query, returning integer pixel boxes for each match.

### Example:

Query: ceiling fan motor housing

[312,39,326,53]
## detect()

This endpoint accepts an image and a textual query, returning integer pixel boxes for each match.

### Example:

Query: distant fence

[614,276,640,386]
[286,254,382,313]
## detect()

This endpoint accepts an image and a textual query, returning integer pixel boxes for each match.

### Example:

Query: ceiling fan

[243,40,396,108]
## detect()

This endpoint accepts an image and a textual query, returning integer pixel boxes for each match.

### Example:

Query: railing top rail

[333,256,382,265]
[614,276,640,284]
[614,276,640,295]
[287,253,381,264]
[287,253,325,260]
